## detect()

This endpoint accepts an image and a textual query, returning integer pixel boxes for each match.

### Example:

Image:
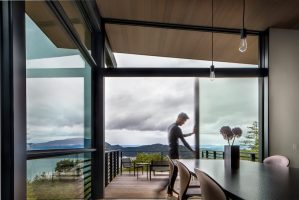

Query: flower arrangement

[220,126,242,146]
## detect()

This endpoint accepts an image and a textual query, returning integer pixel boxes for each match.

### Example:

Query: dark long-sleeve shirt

[168,123,193,159]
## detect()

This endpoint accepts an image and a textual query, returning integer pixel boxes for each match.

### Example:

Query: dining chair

[194,168,227,200]
[176,160,201,200]
[121,157,143,177]
[263,155,290,167]
[166,156,179,196]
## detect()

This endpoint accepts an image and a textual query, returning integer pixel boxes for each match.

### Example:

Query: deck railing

[104,149,258,186]
[120,150,259,162]
[200,150,258,161]
[105,150,120,186]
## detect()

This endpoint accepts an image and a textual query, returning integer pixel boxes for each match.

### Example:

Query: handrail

[27,148,96,160]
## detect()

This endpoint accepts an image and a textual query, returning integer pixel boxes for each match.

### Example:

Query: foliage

[135,153,165,163]
[240,121,259,152]
[55,159,78,173]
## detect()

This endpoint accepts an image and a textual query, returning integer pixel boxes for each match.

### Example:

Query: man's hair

[178,112,189,119]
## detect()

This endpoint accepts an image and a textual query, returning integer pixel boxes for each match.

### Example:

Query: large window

[25,1,93,199]
[105,77,195,158]
[199,78,259,156]
[26,6,91,150]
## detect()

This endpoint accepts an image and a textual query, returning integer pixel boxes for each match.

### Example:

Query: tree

[240,121,259,152]
[55,159,76,173]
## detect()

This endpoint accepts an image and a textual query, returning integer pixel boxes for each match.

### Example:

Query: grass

[27,179,86,200]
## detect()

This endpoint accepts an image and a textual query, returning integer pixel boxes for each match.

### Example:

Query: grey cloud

[105,78,195,131]
[105,77,258,135]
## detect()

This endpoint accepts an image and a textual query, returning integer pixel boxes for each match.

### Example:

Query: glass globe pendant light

[239,0,247,53]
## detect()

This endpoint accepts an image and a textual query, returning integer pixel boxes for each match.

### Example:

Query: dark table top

[178,159,299,200]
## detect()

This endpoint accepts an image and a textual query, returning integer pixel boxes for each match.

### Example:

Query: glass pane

[199,78,259,160]
[25,2,87,68]
[26,2,92,150]
[105,77,195,158]
[27,153,91,199]
[59,1,91,50]
[114,53,258,68]
[26,77,91,150]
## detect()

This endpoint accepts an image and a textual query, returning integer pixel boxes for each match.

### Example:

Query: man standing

[168,112,195,159]
[165,112,195,196]
[156,113,195,197]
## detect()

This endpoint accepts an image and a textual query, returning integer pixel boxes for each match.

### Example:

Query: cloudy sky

[26,14,258,147]
[105,53,258,146]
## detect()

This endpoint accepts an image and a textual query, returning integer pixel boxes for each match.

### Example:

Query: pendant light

[239,0,247,52]
[210,0,215,81]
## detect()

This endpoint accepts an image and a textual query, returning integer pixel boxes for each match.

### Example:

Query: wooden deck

[104,172,201,199]
[104,172,169,199]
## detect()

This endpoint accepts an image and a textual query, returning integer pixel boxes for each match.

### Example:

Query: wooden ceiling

[105,24,258,64]
[97,0,299,64]
[26,1,77,49]
[97,0,299,31]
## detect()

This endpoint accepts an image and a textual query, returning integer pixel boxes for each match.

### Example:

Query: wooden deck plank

[104,172,201,199]
[105,172,169,199]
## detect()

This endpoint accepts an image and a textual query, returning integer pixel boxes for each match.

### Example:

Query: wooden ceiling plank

[105,24,258,65]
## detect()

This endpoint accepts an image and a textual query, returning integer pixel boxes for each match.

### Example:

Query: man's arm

[183,126,197,137]
[183,132,194,137]
[179,132,194,152]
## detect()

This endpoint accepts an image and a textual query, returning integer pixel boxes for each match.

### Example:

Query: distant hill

[105,142,194,158]
[28,138,91,150]
[27,138,194,158]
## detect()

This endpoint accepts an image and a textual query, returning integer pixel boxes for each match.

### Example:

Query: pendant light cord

[211,0,214,66]
[243,0,245,29]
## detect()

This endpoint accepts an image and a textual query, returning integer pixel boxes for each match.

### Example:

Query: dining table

[178,159,299,200]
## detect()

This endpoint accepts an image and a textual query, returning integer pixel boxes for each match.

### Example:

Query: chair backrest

[121,157,133,168]
[194,168,227,200]
[263,155,290,167]
[176,160,191,200]
[166,156,175,179]
[151,160,169,171]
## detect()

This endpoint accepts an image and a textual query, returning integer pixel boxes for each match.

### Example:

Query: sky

[105,75,258,146]
[25,14,259,147]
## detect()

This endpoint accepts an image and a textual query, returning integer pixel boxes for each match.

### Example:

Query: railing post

[223,152,225,159]
[201,150,204,158]
[120,151,123,175]
[109,152,113,182]
[105,152,108,186]
[113,151,117,177]
[250,153,256,161]
[116,150,119,174]
[206,150,208,158]
[213,151,216,159]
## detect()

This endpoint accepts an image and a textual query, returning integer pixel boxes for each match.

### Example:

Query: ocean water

[27,154,89,181]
